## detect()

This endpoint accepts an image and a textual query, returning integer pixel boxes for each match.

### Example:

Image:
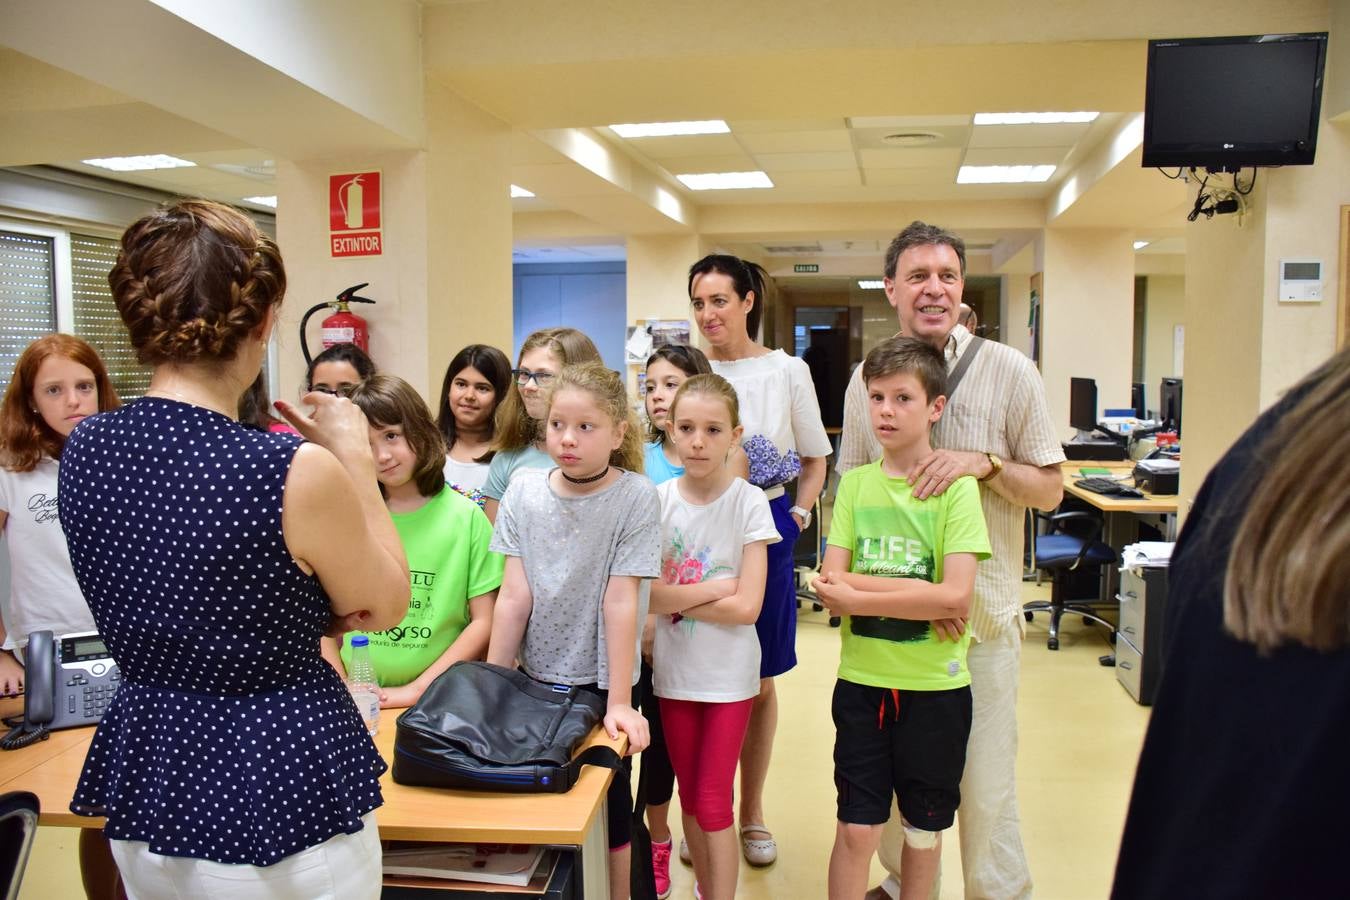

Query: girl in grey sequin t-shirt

[490,466,659,687]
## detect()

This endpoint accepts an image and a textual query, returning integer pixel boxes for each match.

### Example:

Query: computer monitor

[1131,382,1147,419]
[1069,377,1098,437]
[1160,377,1183,435]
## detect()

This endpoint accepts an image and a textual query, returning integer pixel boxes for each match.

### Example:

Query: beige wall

[1178,122,1348,522]
[1002,272,1034,358]
[274,83,515,405]
[1041,229,1135,439]
[1142,274,1184,395]
[424,81,515,395]
[275,149,431,400]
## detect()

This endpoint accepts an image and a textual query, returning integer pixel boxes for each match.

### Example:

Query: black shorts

[831,679,972,831]
[574,682,634,850]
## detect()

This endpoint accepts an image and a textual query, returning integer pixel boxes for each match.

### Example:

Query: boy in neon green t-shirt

[816,336,990,900]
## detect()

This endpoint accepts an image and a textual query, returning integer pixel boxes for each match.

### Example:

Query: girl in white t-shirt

[649,374,780,900]
[435,343,512,503]
[0,334,120,694]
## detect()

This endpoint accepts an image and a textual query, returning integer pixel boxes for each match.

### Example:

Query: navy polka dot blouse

[58,397,386,866]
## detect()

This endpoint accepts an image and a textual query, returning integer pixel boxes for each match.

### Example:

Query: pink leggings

[659,697,755,833]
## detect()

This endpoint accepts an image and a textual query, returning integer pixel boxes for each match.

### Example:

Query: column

[1180,118,1349,520]
[1040,228,1136,439]
[274,84,514,403]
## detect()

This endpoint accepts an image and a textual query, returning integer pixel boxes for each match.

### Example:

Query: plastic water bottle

[347,635,380,736]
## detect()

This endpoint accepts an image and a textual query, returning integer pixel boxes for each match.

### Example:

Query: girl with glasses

[304,342,376,396]
[481,327,601,523]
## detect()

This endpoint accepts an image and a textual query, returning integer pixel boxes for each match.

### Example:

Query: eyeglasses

[310,384,357,398]
[512,368,556,387]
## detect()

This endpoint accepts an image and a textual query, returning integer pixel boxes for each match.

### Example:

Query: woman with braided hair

[57,199,410,899]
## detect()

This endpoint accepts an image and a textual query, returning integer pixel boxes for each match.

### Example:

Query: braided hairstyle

[109,199,285,365]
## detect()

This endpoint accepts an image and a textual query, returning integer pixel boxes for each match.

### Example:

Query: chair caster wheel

[1024,611,1034,622]
[812,602,823,612]
[1047,637,1060,650]
[829,616,841,628]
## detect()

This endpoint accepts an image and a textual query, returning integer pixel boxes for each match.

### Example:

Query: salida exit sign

[793,264,819,273]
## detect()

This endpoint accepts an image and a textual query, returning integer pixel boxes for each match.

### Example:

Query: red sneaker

[652,839,673,899]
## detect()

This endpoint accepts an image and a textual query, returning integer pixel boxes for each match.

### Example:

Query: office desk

[1059,462,1178,604]
[0,708,623,897]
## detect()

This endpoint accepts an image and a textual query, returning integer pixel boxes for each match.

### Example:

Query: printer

[1133,458,1180,495]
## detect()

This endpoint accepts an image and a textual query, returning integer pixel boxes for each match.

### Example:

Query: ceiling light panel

[956,165,1056,184]
[242,196,277,208]
[510,184,535,198]
[82,154,196,172]
[973,112,1099,125]
[1133,241,1150,250]
[608,120,730,138]
[676,171,774,191]
[858,280,886,290]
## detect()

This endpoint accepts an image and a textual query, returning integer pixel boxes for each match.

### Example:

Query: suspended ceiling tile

[735,129,854,154]
[862,166,958,186]
[613,132,744,159]
[967,122,1092,148]
[726,118,847,133]
[661,153,761,174]
[962,146,1069,166]
[765,169,862,188]
[857,147,963,170]
[752,150,858,172]
[847,115,973,129]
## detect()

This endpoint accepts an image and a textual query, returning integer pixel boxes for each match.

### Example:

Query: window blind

[70,233,150,400]
[0,230,57,399]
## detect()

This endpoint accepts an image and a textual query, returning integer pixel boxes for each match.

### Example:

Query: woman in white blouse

[688,254,832,868]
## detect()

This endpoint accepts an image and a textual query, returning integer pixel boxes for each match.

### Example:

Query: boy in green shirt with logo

[815,336,991,900]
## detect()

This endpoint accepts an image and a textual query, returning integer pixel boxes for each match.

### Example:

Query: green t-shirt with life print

[827,460,991,691]
[341,485,504,686]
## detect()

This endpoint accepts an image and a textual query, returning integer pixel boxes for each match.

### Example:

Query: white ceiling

[4,0,1322,270]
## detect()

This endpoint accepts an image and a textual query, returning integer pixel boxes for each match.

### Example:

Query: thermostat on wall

[1278,258,1323,303]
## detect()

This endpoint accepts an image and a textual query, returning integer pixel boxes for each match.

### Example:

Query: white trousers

[110,812,382,900]
[878,618,1032,900]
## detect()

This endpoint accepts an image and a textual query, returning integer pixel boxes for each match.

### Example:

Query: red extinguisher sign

[329,171,383,257]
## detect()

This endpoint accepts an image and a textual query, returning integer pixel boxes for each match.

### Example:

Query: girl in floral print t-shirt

[649,375,779,900]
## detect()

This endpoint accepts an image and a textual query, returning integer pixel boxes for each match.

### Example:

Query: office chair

[0,791,39,900]
[1024,510,1117,650]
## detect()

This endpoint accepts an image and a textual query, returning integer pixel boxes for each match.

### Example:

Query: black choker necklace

[561,466,609,485]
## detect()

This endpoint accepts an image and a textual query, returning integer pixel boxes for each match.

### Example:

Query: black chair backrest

[0,791,39,900]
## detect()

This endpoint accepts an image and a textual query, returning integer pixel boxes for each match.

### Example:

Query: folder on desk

[382,841,547,886]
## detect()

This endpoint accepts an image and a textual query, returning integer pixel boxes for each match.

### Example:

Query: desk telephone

[1,629,119,750]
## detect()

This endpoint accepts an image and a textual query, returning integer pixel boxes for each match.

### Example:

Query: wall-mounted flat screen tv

[1143,33,1328,170]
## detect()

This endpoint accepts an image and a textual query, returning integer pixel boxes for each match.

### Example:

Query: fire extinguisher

[300,283,376,366]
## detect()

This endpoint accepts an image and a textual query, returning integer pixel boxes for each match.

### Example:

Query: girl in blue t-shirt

[643,344,712,484]
[639,342,711,893]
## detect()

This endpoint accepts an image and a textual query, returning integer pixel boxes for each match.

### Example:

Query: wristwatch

[980,453,1003,482]
[789,505,813,529]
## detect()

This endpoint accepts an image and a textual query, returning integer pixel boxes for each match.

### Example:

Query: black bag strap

[568,743,622,776]
[945,335,984,400]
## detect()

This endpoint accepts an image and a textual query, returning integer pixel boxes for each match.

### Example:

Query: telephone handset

[1,630,120,750]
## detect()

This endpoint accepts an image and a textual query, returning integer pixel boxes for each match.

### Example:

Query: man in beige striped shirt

[838,221,1064,900]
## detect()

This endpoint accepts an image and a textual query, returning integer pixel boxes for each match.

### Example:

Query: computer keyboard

[1075,477,1144,498]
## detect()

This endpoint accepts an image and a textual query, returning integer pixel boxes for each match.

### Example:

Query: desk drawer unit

[1115,566,1169,705]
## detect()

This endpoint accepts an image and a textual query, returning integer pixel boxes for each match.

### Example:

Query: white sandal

[739,823,777,866]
